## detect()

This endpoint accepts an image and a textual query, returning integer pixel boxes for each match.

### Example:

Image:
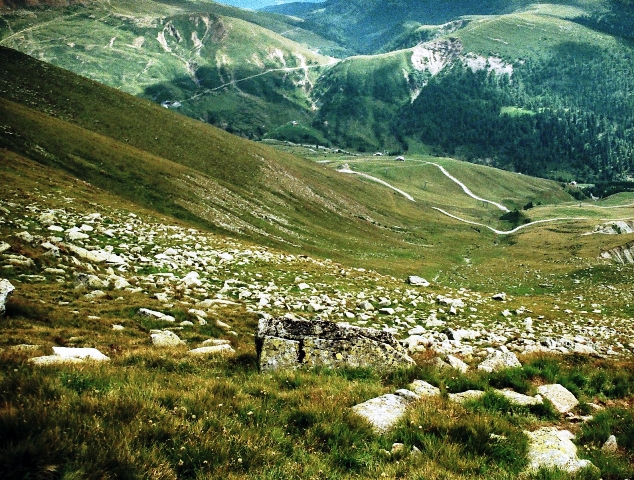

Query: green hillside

[0,0,342,138]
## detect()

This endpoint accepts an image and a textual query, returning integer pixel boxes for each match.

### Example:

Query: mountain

[2,0,634,184]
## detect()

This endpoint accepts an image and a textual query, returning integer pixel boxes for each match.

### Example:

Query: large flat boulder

[256,316,415,372]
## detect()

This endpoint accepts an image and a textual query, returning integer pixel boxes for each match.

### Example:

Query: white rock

[525,427,594,473]
[378,307,395,315]
[297,282,311,291]
[446,355,469,373]
[448,390,485,404]
[216,319,231,330]
[201,339,231,346]
[151,330,184,347]
[52,347,110,361]
[112,276,130,290]
[15,231,34,242]
[602,435,618,453]
[188,308,208,318]
[408,380,441,397]
[29,355,84,365]
[357,300,374,311]
[492,293,507,301]
[112,324,124,331]
[182,271,202,288]
[351,394,413,433]
[0,278,15,316]
[66,228,89,241]
[138,308,175,322]
[477,350,522,372]
[48,225,64,232]
[408,276,430,287]
[536,384,579,413]
[0,241,10,253]
[496,389,543,406]
[188,344,235,356]
[408,325,427,335]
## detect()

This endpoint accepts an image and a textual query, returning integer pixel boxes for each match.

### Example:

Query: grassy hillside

[0,0,343,138]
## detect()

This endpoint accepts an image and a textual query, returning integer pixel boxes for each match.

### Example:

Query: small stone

[138,308,175,322]
[408,276,429,287]
[187,344,235,356]
[408,380,440,397]
[601,435,618,454]
[151,330,184,347]
[448,390,485,404]
[492,293,507,301]
[52,347,110,361]
[446,355,469,373]
[390,443,405,455]
[351,394,411,433]
[201,339,231,346]
[525,427,595,473]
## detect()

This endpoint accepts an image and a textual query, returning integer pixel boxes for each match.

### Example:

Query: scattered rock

[525,427,596,474]
[150,330,184,347]
[201,338,231,346]
[408,380,441,397]
[536,384,579,413]
[138,308,175,322]
[390,443,406,455]
[351,393,415,433]
[601,435,618,454]
[445,354,469,373]
[492,293,507,301]
[448,390,485,404]
[477,350,522,372]
[408,276,430,287]
[75,273,108,289]
[52,346,110,361]
[496,389,543,406]
[10,344,41,351]
[29,355,84,365]
[357,300,374,311]
[255,316,415,372]
[187,344,235,356]
[0,279,15,316]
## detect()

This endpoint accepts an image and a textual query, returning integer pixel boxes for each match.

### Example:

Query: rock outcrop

[255,316,415,372]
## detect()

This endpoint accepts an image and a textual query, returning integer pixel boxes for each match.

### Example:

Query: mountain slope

[0,0,344,138]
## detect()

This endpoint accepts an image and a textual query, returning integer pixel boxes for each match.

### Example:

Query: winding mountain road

[337,163,598,235]
[425,162,510,212]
